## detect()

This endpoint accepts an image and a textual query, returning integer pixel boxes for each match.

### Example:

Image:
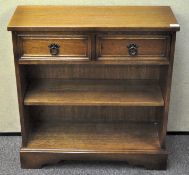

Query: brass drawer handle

[127,43,138,56]
[48,43,60,56]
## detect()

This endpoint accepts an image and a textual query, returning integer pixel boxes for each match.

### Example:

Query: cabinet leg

[125,154,167,170]
[20,151,64,169]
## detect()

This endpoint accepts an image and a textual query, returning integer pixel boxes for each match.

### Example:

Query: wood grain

[159,33,177,147]
[24,79,164,106]
[27,121,160,150]
[8,6,179,170]
[12,32,31,146]
[26,65,161,80]
[97,35,168,58]
[19,57,169,65]
[21,36,89,57]
[30,106,159,122]
[20,149,167,169]
[7,6,179,31]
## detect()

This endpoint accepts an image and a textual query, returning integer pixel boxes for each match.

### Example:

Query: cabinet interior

[19,64,168,150]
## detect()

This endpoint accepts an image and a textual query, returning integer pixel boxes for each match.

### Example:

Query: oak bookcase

[8,6,180,169]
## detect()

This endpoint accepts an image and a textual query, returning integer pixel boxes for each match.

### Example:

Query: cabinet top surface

[7,6,179,32]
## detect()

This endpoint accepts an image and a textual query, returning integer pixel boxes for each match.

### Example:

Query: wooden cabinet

[8,6,180,169]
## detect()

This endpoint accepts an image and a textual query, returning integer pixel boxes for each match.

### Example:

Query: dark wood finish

[25,65,161,80]
[96,35,169,58]
[20,149,167,169]
[27,121,160,150]
[12,32,31,146]
[8,6,179,169]
[159,32,177,147]
[21,121,167,169]
[30,106,159,122]
[19,57,170,65]
[24,79,164,106]
[21,36,89,58]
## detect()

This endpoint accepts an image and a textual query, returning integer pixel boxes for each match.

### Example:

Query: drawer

[20,35,91,58]
[96,35,170,59]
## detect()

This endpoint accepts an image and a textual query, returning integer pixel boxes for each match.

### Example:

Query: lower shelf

[27,121,160,151]
[22,121,167,169]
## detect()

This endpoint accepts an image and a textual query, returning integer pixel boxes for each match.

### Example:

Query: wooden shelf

[19,57,169,65]
[24,79,164,106]
[27,121,160,151]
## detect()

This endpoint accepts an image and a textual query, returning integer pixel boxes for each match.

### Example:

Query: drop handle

[127,43,138,56]
[48,43,60,56]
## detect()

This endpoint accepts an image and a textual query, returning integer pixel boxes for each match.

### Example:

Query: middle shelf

[24,79,164,106]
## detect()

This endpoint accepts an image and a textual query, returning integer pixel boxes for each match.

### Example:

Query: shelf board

[19,57,169,65]
[27,121,160,151]
[24,79,164,106]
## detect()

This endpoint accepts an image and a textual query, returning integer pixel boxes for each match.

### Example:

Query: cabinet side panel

[12,32,30,146]
[159,32,176,147]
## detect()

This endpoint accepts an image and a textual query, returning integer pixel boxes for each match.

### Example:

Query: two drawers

[19,33,170,61]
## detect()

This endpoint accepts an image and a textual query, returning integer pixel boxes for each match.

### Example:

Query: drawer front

[20,35,90,58]
[96,35,169,59]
